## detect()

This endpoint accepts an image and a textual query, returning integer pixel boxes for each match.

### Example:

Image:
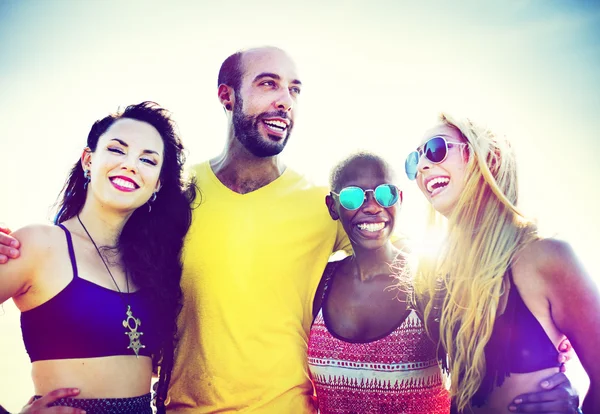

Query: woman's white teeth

[264,120,286,131]
[357,222,385,232]
[112,178,136,189]
[426,177,449,193]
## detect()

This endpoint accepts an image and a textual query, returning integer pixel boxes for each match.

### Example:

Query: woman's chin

[429,192,458,218]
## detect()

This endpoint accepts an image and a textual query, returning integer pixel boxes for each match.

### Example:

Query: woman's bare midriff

[471,366,561,414]
[32,355,153,398]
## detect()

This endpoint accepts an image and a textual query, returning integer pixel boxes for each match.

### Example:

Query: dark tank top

[471,268,561,405]
[20,224,159,361]
[447,268,561,412]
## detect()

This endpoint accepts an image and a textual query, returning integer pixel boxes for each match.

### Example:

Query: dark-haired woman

[0,102,195,413]
[308,151,451,413]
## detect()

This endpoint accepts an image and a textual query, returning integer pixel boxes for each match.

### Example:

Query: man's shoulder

[189,160,210,176]
[284,167,329,195]
[187,161,214,189]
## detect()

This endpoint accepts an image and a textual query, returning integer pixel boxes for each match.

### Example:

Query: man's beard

[232,94,293,158]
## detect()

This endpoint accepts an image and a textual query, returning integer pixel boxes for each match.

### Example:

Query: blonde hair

[413,113,539,412]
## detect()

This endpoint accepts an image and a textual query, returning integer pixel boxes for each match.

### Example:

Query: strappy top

[20,224,159,362]
[471,267,561,405]
[307,261,450,413]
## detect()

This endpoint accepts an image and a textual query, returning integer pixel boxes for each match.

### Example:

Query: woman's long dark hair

[54,101,197,412]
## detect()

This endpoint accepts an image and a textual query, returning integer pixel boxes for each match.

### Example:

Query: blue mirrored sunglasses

[331,184,401,211]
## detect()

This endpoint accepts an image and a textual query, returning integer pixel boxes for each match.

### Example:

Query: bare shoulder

[515,237,576,273]
[513,237,590,296]
[530,238,574,259]
[14,223,64,253]
[0,224,64,303]
[13,224,70,270]
[14,223,59,238]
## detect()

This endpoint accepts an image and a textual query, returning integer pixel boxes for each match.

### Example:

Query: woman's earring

[225,104,232,111]
[148,191,158,213]
[83,170,91,190]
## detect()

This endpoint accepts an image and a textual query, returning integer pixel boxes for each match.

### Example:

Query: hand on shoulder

[0,223,62,304]
[0,223,19,263]
[13,224,65,259]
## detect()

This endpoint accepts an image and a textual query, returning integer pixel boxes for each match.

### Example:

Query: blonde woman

[404,114,599,413]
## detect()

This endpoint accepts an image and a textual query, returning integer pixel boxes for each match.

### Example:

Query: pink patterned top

[308,307,450,413]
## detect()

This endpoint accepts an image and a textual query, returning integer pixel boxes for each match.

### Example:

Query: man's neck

[210,151,286,194]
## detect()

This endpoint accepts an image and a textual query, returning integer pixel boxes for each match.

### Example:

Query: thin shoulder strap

[504,265,517,308]
[321,260,343,305]
[56,224,79,279]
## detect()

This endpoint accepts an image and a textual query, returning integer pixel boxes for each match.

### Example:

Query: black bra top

[20,224,160,362]
[472,268,560,405]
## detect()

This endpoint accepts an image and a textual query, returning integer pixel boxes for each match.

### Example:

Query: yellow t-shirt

[167,161,350,413]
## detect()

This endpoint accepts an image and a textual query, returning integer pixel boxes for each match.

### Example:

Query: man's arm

[0,225,20,264]
[509,372,580,413]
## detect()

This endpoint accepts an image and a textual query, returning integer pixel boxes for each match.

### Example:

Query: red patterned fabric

[308,309,450,413]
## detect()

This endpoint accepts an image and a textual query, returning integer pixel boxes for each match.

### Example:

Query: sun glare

[1,0,598,411]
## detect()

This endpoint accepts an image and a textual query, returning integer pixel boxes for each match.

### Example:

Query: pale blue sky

[1,0,599,410]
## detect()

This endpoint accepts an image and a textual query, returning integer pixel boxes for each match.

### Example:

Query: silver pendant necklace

[77,214,145,357]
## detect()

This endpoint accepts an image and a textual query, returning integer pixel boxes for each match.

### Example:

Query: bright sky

[1,0,599,410]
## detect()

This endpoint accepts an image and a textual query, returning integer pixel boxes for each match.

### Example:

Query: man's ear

[81,147,92,171]
[218,84,235,112]
[325,194,340,221]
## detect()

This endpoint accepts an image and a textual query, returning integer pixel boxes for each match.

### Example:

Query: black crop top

[471,267,561,406]
[20,224,159,362]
